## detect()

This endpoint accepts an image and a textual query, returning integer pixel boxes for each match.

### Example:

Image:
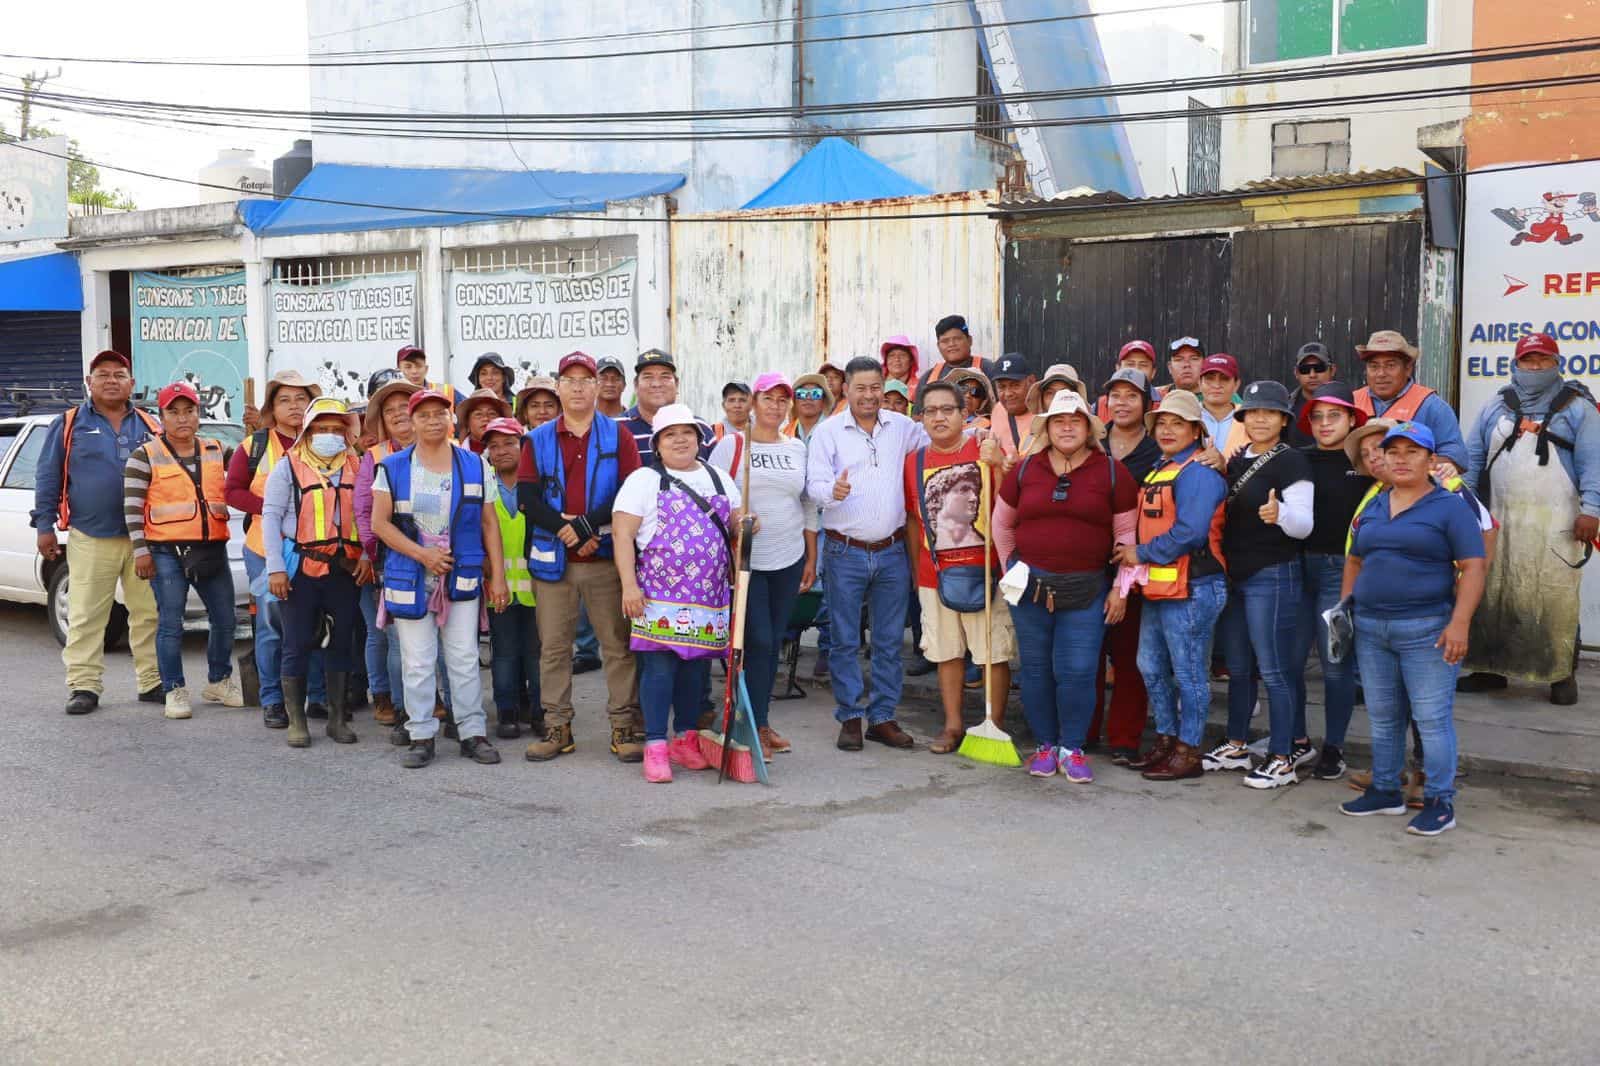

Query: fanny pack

[1026,568,1105,613]
[177,540,228,582]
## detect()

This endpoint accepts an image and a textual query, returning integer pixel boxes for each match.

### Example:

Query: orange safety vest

[1217,418,1251,462]
[143,436,229,543]
[286,451,361,578]
[1353,381,1433,422]
[1136,455,1227,600]
[243,430,288,557]
[56,405,162,530]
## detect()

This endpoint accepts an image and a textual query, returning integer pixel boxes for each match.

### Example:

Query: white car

[0,415,252,648]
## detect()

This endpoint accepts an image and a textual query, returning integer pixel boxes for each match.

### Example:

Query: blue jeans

[1009,587,1106,750]
[823,537,909,725]
[357,584,391,698]
[1138,575,1227,747]
[813,547,830,658]
[1222,560,1305,753]
[279,570,358,680]
[243,548,326,707]
[488,602,540,714]
[1296,551,1357,748]
[745,556,806,729]
[1355,610,1459,801]
[148,545,236,692]
[639,650,710,742]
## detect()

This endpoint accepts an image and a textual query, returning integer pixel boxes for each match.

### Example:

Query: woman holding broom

[993,390,1138,783]
[613,404,744,784]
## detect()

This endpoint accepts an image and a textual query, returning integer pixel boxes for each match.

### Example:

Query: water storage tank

[197,149,272,204]
[273,139,314,198]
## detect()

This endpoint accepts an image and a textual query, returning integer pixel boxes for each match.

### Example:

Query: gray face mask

[1512,365,1563,411]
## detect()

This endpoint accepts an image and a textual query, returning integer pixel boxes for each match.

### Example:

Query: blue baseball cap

[1380,421,1436,452]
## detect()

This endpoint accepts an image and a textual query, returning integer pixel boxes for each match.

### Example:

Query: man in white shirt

[806,356,931,751]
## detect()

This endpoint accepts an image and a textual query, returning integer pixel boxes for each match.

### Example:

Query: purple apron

[630,475,732,660]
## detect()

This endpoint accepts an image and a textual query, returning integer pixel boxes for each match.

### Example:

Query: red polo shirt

[516,414,641,562]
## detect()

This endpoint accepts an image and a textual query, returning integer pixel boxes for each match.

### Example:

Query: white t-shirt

[615,461,743,548]
[707,433,818,571]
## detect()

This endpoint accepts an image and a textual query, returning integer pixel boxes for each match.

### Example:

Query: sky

[1,0,1225,210]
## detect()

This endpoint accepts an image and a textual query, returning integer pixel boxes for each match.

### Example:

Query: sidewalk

[810,641,1600,786]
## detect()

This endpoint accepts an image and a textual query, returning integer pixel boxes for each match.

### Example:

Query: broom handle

[982,465,994,726]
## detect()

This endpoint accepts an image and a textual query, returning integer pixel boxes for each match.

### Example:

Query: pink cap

[407,388,452,414]
[1201,353,1240,380]
[482,416,524,440]
[558,351,597,376]
[752,371,792,395]
[157,381,200,409]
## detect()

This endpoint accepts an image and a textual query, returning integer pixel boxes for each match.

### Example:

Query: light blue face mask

[309,433,346,459]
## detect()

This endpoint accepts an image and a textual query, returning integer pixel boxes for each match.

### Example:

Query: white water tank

[197,148,272,204]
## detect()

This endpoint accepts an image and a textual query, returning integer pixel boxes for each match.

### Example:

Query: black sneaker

[402,738,435,769]
[572,655,602,675]
[1109,747,1139,766]
[905,655,936,677]
[306,701,330,720]
[1289,738,1319,772]
[1313,743,1347,781]
[460,737,502,764]
[496,720,521,740]
[137,686,164,704]
[65,690,99,716]
[262,703,288,729]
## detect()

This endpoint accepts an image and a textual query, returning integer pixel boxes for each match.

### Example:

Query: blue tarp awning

[0,252,82,312]
[742,138,930,210]
[245,163,685,236]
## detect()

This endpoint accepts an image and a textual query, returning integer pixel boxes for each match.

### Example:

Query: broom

[958,466,1021,767]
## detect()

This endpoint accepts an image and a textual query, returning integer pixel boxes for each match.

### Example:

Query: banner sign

[446,260,637,384]
[268,271,418,404]
[130,270,249,421]
[0,135,69,241]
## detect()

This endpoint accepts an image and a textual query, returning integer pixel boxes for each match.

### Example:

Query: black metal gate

[0,311,82,416]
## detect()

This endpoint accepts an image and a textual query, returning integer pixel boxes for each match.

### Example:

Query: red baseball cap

[89,349,131,371]
[157,381,200,410]
[396,345,426,366]
[407,388,452,414]
[1514,332,1560,361]
[1201,353,1240,380]
[558,351,597,376]
[1118,339,1156,362]
[482,416,524,441]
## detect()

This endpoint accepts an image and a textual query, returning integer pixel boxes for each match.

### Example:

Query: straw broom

[958,464,1020,767]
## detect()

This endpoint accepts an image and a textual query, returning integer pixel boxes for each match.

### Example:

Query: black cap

[635,348,676,373]
[1233,379,1295,419]
[596,355,626,376]
[991,353,1031,382]
[722,380,752,397]
[1295,342,1332,368]
[367,367,404,398]
[934,314,969,338]
[468,352,513,390]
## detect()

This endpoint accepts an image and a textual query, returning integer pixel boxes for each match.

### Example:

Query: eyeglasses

[558,376,597,389]
[89,372,131,383]
[1052,473,1072,503]
[1308,408,1348,424]
[920,403,960,416]
[795,386,826,401]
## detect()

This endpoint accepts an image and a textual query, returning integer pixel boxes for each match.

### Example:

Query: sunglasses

[1052,473,1072,503]
[1297,360,1331,373]
[795,386,826,400]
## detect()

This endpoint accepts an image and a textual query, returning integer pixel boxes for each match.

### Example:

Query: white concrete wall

[1219,0,1471,187]
[1099,26,1225,197]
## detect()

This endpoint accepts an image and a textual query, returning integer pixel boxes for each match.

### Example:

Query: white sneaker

[1203,741,1252,772]
[1243,755,1298,789]
[202,675,244,708]
[164,687,193,720]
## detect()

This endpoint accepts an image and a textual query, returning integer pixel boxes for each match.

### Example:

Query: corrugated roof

[995,168,1421,213]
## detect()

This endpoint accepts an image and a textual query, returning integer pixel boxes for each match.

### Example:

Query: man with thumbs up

[807,356,931,751]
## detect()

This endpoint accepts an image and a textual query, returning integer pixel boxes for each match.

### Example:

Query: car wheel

[45,563,130,650]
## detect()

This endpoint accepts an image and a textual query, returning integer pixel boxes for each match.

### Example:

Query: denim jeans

[639,650,710,742]
[279,570,358,680]
[823,537,909,724]
[1355,610,1459,801]
[357,583,391,698]
[1296,551,1357,748]
[148,545,236,692]
[1137,575,1227,747]
[395,598,486,742]
[243,548,326,707]
[745,556,805,729]
[813,549,830,659]
[1009,587,1106,750]
[1222,560,1305,754]
[488,602,540,714]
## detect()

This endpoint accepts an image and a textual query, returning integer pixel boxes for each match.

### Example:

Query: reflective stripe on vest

[243,431,286,557]
[525,417,620,582]
[288,451,360,578]
[57,404,161,530]
[494,493,536,606]
[378,444,488,617]
[144,436,229,542]
[1136,454,1226,600]
[1354,381,1433,422]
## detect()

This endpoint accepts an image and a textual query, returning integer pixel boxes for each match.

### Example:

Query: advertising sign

[130,271,250,421]
[268,271,418,404]
[0,135,69,241]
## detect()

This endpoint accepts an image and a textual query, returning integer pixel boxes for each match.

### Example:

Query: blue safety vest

[526,415,620,582]
[378,444,487,620]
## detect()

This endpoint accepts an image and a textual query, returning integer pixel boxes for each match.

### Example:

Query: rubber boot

[283,675,310,749]
[325,671,356,744]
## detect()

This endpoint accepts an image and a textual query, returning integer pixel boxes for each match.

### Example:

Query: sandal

[929,728,964,755]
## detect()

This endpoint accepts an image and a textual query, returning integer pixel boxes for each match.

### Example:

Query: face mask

[1512,365,1561,398]
[309,433,346,458]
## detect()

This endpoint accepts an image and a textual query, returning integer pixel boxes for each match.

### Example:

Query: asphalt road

[2,599,1597,1065]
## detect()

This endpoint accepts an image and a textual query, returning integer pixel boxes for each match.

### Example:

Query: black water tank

[273,139,313,197]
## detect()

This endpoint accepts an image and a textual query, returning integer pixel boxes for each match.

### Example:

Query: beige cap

[1344,417,1397,476]
[1025,363,1089,413]
[1143,387,1208,436]
[1025,390,1106,454]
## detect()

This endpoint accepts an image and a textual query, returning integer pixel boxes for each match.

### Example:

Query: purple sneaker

[1059,748,1094,784]
[1026,746,1057,777]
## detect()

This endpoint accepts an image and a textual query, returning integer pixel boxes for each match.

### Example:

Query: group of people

[33,316,1598,833]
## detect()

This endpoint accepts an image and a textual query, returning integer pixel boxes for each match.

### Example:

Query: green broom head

[958,714,1021,767]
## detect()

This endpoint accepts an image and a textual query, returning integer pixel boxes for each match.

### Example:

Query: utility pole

[16,68,61,140]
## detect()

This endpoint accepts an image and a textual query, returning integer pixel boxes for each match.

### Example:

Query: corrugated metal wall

[671,192,1001,417]
[0,312,83,416]
[1003,219,1424,392]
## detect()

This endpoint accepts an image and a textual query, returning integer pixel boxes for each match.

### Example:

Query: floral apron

[630,474,733,660]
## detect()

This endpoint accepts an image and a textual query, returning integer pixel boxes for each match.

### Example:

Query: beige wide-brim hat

[294,396,360,446]
[1143,388,1208,437]
[1024,390,1106,454]
[1025,362,1089,413]
[457,387,513,426]
[364,379,421,440]
[259,369,323,430]
[1356,330,1419,361]
[1344,418,1397,476]
[790,372,835,420]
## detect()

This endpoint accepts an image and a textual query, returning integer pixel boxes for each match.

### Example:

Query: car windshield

[202,422,246,449]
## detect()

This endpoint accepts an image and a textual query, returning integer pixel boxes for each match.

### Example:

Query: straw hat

[457,387,513,425]
[1344,418,1396,476]
[364,377,421,440]
[1355,330,1419,361]
[1143,388,1208,436]
[1025,390,1106,455]
[1024,362,1089,412]
[259,369,323,430]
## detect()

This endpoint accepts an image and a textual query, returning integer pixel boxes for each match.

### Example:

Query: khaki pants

[534,562,637,727]
[63,533,159,695]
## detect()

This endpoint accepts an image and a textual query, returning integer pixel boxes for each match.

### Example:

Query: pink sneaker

[643,740,672,783]
[669,732,710,771]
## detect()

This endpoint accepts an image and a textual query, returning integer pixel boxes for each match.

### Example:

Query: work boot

[496,714,521,740]
[389,716,410,746]
[1127,734,1175,772]
[525,722,574,762]
[325,672,356,744]
[402,738,435,769]
[65,690,99,716]
[282,676,311,749]
[1143,741,1204,781]
[1551,675,1579,706]
[372,692,397,726]
[611,724,644,763]
[262,703,288,729]
[630,708,647,744]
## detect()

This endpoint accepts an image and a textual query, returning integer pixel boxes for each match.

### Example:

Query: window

[1248,0,1428,64]
[975,44,1005,143]
[3,427,46,490]
[1272,118,1351,177]
[0,426,19,473]
[1187,99,1221,194]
